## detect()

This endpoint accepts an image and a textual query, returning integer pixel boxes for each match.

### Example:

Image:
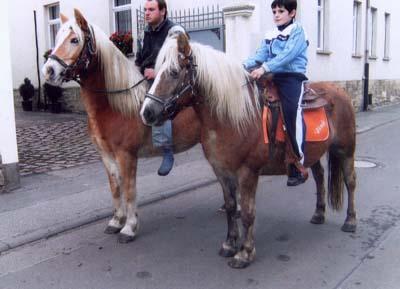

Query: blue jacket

[243,21,308,74]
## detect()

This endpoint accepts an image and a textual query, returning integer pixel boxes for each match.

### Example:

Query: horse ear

[60,13,69,24]
[74,9,89,31]
[177,33,191,57]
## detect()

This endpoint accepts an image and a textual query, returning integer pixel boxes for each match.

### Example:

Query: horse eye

[70,38,79,44]
[170,69,179,78]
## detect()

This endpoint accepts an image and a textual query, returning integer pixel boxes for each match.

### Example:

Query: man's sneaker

[287,164,308,186]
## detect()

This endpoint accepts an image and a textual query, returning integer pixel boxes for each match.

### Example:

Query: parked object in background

[18,78,34,111]
[43,83,63,113]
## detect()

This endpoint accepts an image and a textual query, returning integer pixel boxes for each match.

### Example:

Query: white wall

[9,0,112,89]
[0,1,19,164]
[8,0,400,89]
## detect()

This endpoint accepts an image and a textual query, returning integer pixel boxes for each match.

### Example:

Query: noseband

[145,54,197,120]
[48,26,96,83]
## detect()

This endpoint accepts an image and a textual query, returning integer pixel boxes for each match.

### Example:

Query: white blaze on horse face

[140,65,168,125]
[42,21,83,86]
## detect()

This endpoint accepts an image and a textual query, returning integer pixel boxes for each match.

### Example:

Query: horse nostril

[47,66,55,78]
[144,108,155,123]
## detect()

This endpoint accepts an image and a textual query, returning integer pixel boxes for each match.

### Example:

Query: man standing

[136,0,184,176]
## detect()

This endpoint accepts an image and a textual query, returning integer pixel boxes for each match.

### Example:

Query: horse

[42,9,201,243]
[140,33,357,268]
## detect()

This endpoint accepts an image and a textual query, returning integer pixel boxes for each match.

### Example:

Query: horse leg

[116,152,139,243]
[102,154,126,234]
[341,155,357,232]
[310,160,326,225]
[228,167,258,269]
[214,170,240,258]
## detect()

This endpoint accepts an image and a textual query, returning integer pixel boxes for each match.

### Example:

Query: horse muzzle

[140,98,166,126]
[42,60,65,86]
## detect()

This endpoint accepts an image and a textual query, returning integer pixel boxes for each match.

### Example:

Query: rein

[74,77,147,94]
[49,25,147,94]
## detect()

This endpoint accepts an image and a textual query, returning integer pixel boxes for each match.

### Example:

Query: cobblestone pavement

[16,112,100,176]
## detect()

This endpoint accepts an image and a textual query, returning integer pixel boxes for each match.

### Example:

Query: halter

[144,53,197,120]
[48,25,147,94]
[48,25,97,83]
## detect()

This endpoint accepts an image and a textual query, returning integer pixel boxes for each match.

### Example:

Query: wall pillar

[0,1,20,193]
[223,3,255,61]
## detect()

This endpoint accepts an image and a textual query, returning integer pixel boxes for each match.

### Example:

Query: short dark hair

[148,0,168,19]
[271,0,297,13]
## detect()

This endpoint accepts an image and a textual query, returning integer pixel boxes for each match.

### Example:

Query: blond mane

[155,38,260,132]
[69,22,147,116]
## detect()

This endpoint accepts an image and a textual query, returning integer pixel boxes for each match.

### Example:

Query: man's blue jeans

[152,120,173,147]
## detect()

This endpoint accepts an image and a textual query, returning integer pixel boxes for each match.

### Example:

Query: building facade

[1,1,20,192]
[9,0,400,112]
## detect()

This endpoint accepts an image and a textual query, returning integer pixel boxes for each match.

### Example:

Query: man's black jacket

[135,18,176,75]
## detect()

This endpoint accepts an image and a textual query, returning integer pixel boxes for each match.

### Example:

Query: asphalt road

[0,112,399,289]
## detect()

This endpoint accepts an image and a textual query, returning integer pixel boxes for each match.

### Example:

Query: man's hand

[250,66,266,80]
[144,68,156,80]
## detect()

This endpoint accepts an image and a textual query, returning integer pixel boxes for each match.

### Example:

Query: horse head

[140,33,196,126]
[42,9,96,86]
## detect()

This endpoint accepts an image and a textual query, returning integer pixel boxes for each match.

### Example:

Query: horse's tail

[327,150,344,211]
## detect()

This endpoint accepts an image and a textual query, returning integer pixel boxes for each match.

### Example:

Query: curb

[0,177,217,254]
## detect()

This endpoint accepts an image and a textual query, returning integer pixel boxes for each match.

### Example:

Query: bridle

[48,25,96,83]
[48,25,146,94]
[144,53,198,120]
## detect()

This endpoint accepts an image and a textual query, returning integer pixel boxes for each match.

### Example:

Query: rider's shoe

[157,146,174,176]
[287,164,308,186]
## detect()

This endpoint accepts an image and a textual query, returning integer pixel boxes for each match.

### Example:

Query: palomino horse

[140,33,357,268]
[42,10,201,242]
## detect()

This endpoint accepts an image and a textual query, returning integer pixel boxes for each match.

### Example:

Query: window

[112,0,132,33]
[384,13,390,60]
[47,3,60,49]
[317,0,329,53]
[368,7,377,58]
[352,1,362,56]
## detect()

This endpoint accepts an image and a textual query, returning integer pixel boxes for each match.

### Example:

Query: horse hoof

[228,258,251,269]
[104,226,122,234]
[219,246,237,258]
[118,233,136,243]
[341,223,356,233]
[310,214,325,225]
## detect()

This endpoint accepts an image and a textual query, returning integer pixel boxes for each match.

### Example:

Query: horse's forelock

[54,21,84,51]
[155,38,181,74]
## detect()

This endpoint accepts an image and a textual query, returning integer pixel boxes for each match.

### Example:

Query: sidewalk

[1,103,400,254]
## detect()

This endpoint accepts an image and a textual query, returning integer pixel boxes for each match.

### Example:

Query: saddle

[260,78,330,170]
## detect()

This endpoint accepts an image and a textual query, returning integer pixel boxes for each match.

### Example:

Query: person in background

[136,0,185,176]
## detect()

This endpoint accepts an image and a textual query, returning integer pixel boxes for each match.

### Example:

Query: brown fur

[141,33,357,268]
[48,10,201,241]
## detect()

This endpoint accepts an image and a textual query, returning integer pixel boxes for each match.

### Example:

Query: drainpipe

[362,0,370,111]
[34,10,42,110]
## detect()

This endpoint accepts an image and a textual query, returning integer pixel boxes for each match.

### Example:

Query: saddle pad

[303,107,329,141]
[263,106,329,144]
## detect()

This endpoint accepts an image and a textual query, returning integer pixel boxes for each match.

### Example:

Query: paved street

[1,103,400,289]
[15,112,99,176]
